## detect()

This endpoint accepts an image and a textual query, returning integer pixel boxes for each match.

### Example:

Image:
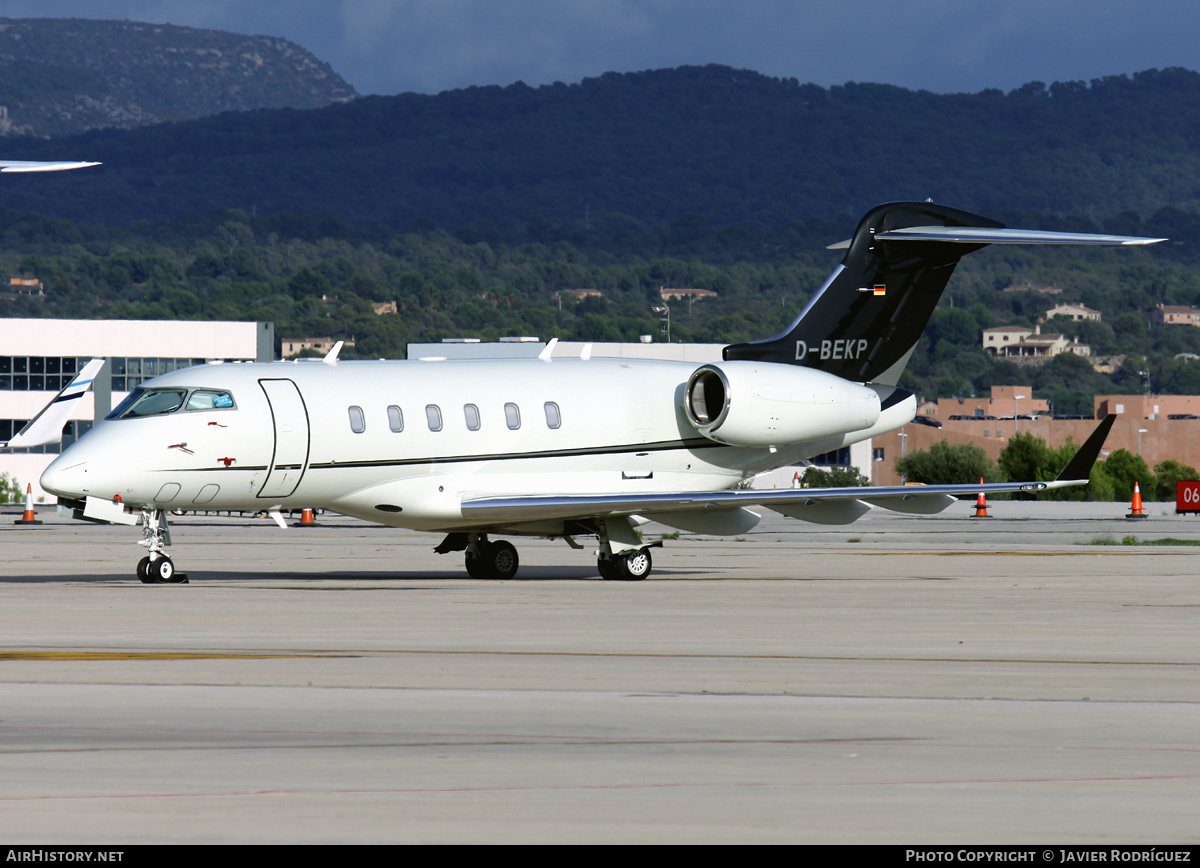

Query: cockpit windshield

[107,387,236,420]
[108,388,188,419]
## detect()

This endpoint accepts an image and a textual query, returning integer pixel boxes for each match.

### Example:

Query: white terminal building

[1,319,273,499]
[408,338,874,488]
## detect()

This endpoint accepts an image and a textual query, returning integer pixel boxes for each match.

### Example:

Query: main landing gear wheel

[598,547,652,581]
[465,540,520,579]
[137,555,176,584]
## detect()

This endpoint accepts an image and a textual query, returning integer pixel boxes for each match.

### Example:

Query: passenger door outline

[258,378,311,498]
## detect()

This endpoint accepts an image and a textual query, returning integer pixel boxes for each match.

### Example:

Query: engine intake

[683,361,880,447]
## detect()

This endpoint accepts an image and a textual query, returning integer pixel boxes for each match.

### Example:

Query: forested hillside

[3,203,1200,411]
[5,65,1200,228]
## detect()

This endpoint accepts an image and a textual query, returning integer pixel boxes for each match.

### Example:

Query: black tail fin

[724,202,1002,385]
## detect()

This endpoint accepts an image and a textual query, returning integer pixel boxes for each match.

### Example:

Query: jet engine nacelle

[683,361,881,447]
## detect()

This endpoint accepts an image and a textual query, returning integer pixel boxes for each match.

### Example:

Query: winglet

[538,338,558,362]
[1049,414,1117,486]
[322,341,344,365]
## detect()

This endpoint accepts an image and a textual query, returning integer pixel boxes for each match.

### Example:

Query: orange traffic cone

[972,477,991,517]
[14,483,42,525]
[293,507,319,527]
[792,471,800,489]
[1126,482,1149,519]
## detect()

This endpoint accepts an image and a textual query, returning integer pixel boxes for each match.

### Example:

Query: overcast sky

[0,0,1196,97]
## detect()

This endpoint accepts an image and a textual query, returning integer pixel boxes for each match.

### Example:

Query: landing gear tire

[599,547,652,581]
[137,555,175,583]
[465,540,520,579]
[488,540,519,580]
[465,551,491,579]
[151,556,176,583]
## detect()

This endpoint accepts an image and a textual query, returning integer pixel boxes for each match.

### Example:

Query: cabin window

[186,390,235,411]
[544,401,561,429]
[348,405,366,433]
[464,404,481,431]
[109,388,188,419]
[426,404,443,432]
[387,405,404,433]
[504,402,521,430]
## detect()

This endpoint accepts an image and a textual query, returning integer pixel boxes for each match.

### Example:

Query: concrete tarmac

[1,501,1198,843]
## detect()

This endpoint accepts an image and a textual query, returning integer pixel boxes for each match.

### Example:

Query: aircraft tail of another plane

[1,359,105,449]
[722,201,1163,386]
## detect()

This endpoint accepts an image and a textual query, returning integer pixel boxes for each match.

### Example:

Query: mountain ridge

[0,17,357,137]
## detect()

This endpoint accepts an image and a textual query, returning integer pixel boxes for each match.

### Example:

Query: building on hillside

[1,318,274,499]
[280,336,355,358]
[659,287,717,303]
[982,325,1035,354]
[981,325,1091,363]
[1045,303,1101,322]
[10,276,43,296]
[372,301,397,315]
[1151,304,1200,326]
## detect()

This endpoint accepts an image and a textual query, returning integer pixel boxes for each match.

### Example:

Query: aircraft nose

[40,456,88,499]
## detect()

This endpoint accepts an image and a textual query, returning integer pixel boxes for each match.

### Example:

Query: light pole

[898,429,908,484]
[652,304,671,342]
[1138,428,1148,456]
[1014,394,1027,434]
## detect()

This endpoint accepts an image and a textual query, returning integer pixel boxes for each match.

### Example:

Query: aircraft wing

[0,160,100,173]
[461,415,1116,526]
[1,359,105,449]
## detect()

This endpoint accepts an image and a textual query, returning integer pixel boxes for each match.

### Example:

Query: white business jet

[41,202,1156,583]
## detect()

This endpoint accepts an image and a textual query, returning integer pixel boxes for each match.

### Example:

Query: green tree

[1102,449,1155,503]
[0,472,22,504]
[895,440,1003,485]
[1152,459,1200,502]
[998,432,1054,486]
[800,466,870,488]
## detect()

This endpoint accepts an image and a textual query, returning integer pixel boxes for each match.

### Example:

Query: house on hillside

[280,337,355,358]
[1151,304,1200,326]
[1045,303,1101,322]
[981,324,1090,364]
[9,276,43,296]
[659,287,717,303]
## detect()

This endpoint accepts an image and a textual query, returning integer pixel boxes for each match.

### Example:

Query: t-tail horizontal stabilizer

[1,359,105,449]
[724,202,1165,386]
[0,160,100,173]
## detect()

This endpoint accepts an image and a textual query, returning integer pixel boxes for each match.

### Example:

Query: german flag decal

[857,285,886,295]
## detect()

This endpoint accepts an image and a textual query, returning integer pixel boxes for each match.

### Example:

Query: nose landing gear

[136,508,187,584]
